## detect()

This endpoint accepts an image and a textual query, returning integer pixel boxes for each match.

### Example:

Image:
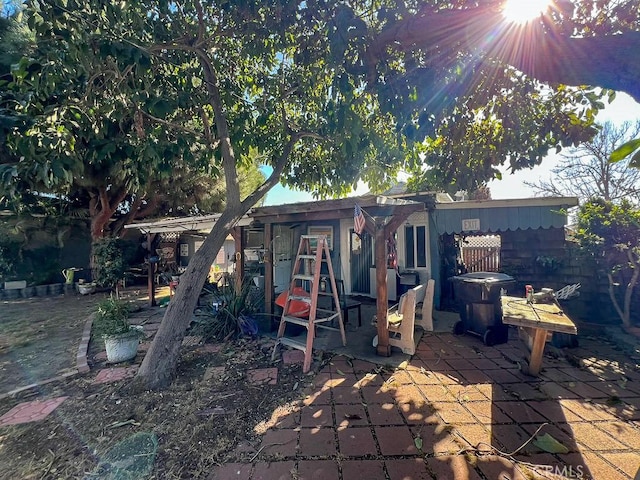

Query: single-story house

[125,193,578,355]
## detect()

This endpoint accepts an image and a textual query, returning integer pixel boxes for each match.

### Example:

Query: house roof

[432,196,579,234]
[124,213,253,234]
[250,194,424,223]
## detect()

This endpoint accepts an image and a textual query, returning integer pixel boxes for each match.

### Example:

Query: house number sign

[462,218,480,231]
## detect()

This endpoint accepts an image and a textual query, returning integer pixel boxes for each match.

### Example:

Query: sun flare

[502,0,550,23]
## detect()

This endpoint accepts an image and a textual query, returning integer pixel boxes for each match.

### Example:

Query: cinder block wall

[500,228,626,325]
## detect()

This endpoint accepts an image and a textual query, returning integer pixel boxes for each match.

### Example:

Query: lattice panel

[160,232,180,242]
[462,235,501,248]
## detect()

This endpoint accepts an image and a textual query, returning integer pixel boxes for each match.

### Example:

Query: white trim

[435,197,578,210]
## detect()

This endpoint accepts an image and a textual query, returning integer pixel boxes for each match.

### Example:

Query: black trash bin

[450,272,516,346]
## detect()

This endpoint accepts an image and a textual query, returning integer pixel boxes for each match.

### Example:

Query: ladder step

[316,309,340,318]
[293,274,315,281]
[288,294,311,303]
[277,337,307,352]
[298,254,319,260]
[282,315,311,327]
[301,235,323,240]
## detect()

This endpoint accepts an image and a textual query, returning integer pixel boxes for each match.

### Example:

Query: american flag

[354,204,366,235]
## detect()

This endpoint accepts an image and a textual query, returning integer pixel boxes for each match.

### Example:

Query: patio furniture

[317,278,362,327]
[500,295,577,376]
[414,279,435,331]
[387,289,418,355]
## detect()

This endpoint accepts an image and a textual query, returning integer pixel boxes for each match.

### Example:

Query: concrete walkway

[213,329,640,480]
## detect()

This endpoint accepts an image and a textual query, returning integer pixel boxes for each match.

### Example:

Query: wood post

[528,328,548,376]
[375,223,391,356]
[264,223,273,315]
[147,232,156,307]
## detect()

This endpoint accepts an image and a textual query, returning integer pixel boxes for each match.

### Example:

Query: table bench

[501,295,577,376]
[317,279,362,327]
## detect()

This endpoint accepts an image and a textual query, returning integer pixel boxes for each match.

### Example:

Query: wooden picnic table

[501,295,577,376]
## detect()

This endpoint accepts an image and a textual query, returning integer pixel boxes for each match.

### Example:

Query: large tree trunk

[133,207,244,389]
[87,186,129,279]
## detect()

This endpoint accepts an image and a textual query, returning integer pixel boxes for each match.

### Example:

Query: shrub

[192,277,261,341]
[574,198,640,327]
[93,295,133,337]
[92,238,127,296]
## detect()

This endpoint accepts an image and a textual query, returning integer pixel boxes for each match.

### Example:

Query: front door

[350,230,372,294]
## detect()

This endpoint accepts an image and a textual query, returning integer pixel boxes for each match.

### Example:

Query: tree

[574,199,640,328]
[367,1,640,102]
[5,0,415,389]
[525,121,640,204]
[0,2,265,240]
[6,0,640,390]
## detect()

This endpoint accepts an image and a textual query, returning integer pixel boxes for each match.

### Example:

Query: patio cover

[432,197,578,235]
[124,213,253,234]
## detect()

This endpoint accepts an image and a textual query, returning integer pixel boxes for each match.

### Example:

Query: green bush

[92,237,127,293]
[0,236,20,282]
[574,198,640,327]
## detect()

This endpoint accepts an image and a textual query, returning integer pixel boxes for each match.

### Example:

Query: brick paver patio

[93,365,139,384]
[1,300,638,479]
[210,331,640,480]
[0,397,68,427]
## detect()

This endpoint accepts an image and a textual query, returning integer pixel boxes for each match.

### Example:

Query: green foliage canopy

[3,0,612,206]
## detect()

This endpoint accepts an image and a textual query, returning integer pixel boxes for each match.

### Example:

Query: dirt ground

[0,292,327,479]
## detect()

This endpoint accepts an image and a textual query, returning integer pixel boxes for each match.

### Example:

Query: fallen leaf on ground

[344,413,362,420]
[533,433,569,454]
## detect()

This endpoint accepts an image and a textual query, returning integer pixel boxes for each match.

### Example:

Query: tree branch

[240,134,301,210]
[193,56,241,209]
[369,6,640,102]
[138,109,214,144]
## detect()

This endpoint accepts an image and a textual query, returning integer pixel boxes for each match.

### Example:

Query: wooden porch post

[147,232,156,307]
[264,223,273,315]
[374,208,423,357]
[375,222,391,356]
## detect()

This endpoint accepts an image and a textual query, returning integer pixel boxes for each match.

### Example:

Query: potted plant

[93,295,144,363]
[78,279,97,295]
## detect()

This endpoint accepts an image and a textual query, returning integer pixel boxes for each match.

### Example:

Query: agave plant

[193,276,263,341]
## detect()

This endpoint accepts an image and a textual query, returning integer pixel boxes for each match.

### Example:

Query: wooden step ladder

[272,235,346,373]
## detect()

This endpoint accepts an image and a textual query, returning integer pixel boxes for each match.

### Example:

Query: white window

[404,225,427,268]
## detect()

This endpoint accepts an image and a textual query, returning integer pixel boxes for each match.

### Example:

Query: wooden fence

[461,246,501,272]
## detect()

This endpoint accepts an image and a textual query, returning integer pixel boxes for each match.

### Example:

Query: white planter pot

[78,283,96,295]
[104,331,140,363]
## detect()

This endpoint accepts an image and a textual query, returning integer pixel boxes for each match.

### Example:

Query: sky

[263,92,640,206]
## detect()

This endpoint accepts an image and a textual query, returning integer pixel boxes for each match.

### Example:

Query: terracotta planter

[104,330,140,363]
